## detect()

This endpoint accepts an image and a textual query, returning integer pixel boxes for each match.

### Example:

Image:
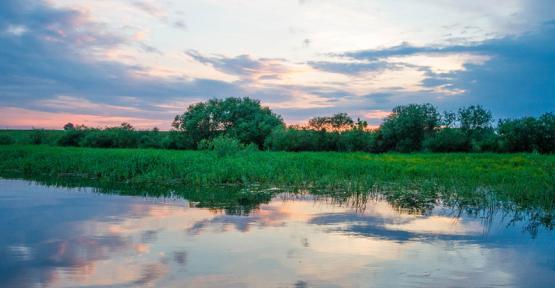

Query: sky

[0,0,554,129]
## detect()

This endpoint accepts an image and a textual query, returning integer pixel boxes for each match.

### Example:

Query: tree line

[5,97,553,153]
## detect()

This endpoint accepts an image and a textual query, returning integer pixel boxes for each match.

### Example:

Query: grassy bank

[1,145,553,207]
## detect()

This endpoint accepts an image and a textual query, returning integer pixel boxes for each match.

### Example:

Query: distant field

[0,145,553,211]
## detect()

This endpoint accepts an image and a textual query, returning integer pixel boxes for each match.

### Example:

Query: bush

[264,128,321,151]
[162,131,195,150]
[29,129,46,145]
[138,131,162,149]
[79,130,116,148]
[197,138,212,150]
[497,113,554,153]
[76,123,142,148]
[58,129,89,146]
[0,135,14,145]
[243,143,259,153]
[423,128,469,152]
[336,130,377,152]
[470,133,500,152]
[212,136,243,157]
[197,136,257,157]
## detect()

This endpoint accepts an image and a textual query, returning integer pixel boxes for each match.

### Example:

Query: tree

[307,113,354,131]
[308,116,329,131]
[379,103,440,152]
[355,118,368,131]
[457,105,493,138]
[497,113,555,153]
[441,111,457,128]
[63,122,75,131]
[329,113,354,130]
[172,97,284,148]
[423,128,469,152]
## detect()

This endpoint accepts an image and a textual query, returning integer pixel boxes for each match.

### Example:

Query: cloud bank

[0,0,553,129]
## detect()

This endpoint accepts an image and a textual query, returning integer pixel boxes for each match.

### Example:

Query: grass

[1,143,552,235]
[0,145,553,210]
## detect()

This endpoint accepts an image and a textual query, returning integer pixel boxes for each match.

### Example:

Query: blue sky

[0,0,553,129]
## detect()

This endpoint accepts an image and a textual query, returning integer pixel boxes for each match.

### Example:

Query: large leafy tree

[172,97,284,147]
[498,112,554,153]
[379,103,440,152]
[308,113,354,131]
[457,105,493,140]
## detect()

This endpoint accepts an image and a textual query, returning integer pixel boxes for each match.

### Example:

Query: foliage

[498,113,555,153]
[423,128,469,152]
[0,146,553,212]
[172,97,284,148]
[29,129,47,145]
[379,103,441,152]
[0,135,14,145]
[57,125,89,146]
[79,123,139,148]
[264,128,322,151]
[308,113,354,131]
[458,105,493,135]
[63,122,75,131]
[0,98,553,154]
[162,131,195,150]
[457,105,494,143]
[211,136,244,157]
[198,135,257,157]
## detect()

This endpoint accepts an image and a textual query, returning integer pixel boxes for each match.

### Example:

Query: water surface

[0,179,554,287]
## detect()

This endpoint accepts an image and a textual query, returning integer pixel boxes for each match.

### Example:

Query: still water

[0,179,554,288]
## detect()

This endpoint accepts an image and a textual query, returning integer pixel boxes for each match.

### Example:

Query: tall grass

[0,145,553,209]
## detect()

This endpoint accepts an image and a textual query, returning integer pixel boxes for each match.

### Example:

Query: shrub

[470,133,500,152]
[76,123,143,148]
[497,113,554,153]
[197,139,212,150]
[79,130,115,148]
[29,129,46,145]
[138,131,162,149]
[58,129,89,146]
[264,128,321,151]
[162,131,195,150]
[423,128,469,152]
[211,136,243,157]
[0,135,14,145]
[336,130,377,152]
[243,143,259,153]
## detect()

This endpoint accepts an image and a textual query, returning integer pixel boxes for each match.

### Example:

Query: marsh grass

[0,145,553,210]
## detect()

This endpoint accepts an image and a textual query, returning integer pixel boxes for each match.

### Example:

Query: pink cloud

[0,107,168,130]
[364,110,391,120]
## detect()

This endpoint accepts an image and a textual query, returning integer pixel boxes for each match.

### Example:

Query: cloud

[131,1,165,18]
[337,21,555,117]
[185,50,289,81]
[0,0,245,128]
[0,0,553,129]
[131,1,187,30]
[308,60,398,75]
[424,21,555,117]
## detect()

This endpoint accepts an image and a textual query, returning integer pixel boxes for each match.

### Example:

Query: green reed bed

[0,145,553,209]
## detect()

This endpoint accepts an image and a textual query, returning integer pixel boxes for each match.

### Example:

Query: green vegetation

[171,97,284,149]
[1,97,552,234]
[1,98,553,153]
[0,145,553,209]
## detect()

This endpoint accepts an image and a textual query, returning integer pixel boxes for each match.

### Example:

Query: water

[0,179,554,288]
